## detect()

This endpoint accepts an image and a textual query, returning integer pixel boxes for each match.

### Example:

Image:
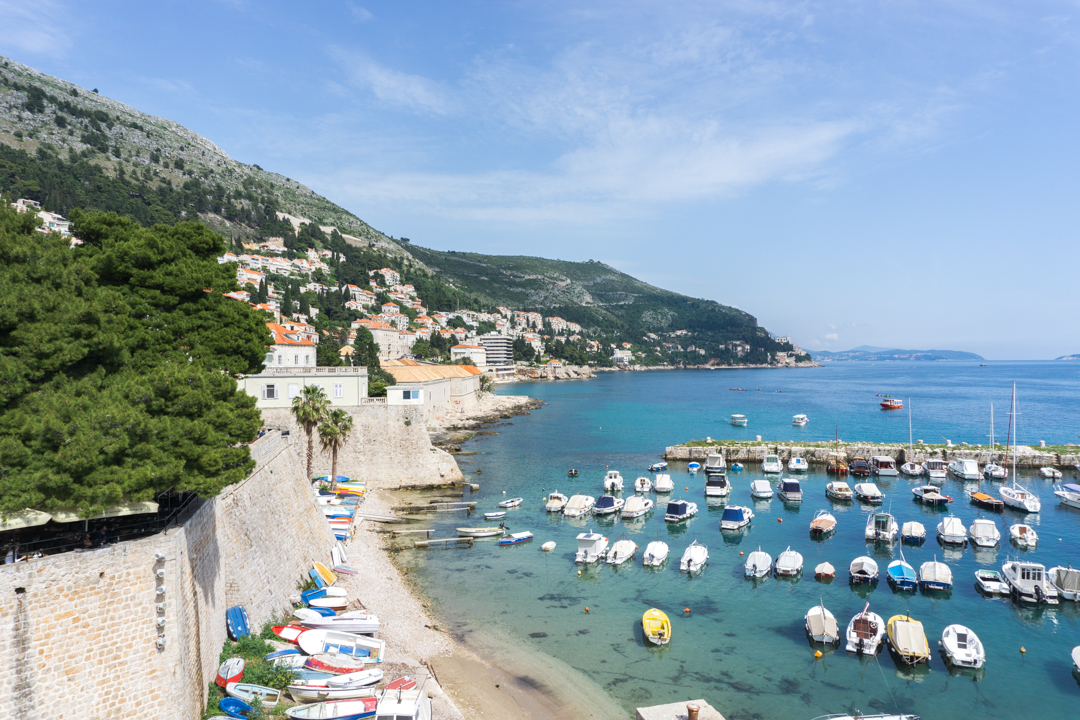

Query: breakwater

[664,441,1080,468]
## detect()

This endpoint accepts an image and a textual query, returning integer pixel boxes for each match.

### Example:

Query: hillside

[813,347,984,362]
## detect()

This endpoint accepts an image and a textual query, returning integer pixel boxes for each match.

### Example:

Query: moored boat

[562,494,596,518]
[886,615,930,665]
[912,485,952,506]
[603,471,624,492]
[777,478,802,502]
[886,556,917,592]
[865,512,898,542]
[1040,466,1063,479]
[968,518,1000,548]
[593,494,625,516]
[805,602,840,644]
[541,541,556,552]
[720,505,753,530]
[648,461,668,472]
[849,556,879,585]
[969,489,1004,510]
[749,479,774,498]
[1002,559,1058,604]
[1009,523,1038,548]
[642,608,672,645]
[544,492,568,512]
[900,521,926,544]
[809,509,836,537]
[456,527,505,538]
[923,459,947,482]
[634,476,653,493]
[664,499,698,523]
[498,497,523,509]
[762,454,783,473]
[949,458,980,480]
[1054,483,1080,509]
[653,474,675,493]
[744,547,772,578]
[775,547,803,577]
[642,540,669,567]
[687,462,701,474]
[975,568,1006,594]
[825,481,853,501]
[606,538,638,565]
[704,474,731,497]
[999,385,1040,513]
[1048,566,1080,601]
[826,452,849,475]
[498,531,534,546]
[845,603,885,654]
[871,456,899,476]
[815,562,835,579]
[792,413,809,426]
[849,458,871,477]
[620,495,652,518]
[936,515,967,545]
[788,456,809,473]
[483,512,507,521]
[704,452,726,475]
[574,531,609,563]
[853,482,884,503]
[941,624,985,668]
[918,557,952,592]
[680,540,709,573]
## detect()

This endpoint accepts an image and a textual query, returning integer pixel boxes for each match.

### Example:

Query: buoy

[503,491,506,494]
[577,570,581,576]
[814,650,822,659]
[683,608,691,614]
[1020,646,1026,654]
[778,518,783,524]
[739,551,744,556]
[685,487,689,491]
[585,606,590,613]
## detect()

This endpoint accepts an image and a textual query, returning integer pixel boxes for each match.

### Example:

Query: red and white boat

[273,624,307,644]
[880,397,903,410]
[285,697,379,719]
[216,657,245,688]
[384,677,418,692]
[305,656,369,675]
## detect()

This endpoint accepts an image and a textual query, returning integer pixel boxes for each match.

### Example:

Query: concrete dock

[636,699,725,720]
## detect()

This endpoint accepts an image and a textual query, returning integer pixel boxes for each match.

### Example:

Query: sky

[3,1,1080,359]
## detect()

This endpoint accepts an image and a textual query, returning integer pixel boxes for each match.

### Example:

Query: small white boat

[484,511,506,520]
[809,510,837,537]
[912,485,952,506]
[825,481,852,501]
[775,547,803,577]
[749,479,774,499]
[777,478,802,502]
[620,495,653,518]
[634,476,653,493]
[744,547,772,578]
[297,631,385,662]
[606,538,638,565]
[901,521,926,543]
[923,458,948,482]
[687,462,701,474]
[805,602,840,644]
[720,505,753,530]
[974,568,1007,594]
[544,492,568,512]
[815,562,835,579]
[845,603,885,654]
[325,669,383,689]
[603,471,624,492]
[949,458,981,480]
[918,557,953,592]
[1040,466,1063,479]
[865,512,898,542]
[562,494,596,518]
[648,461,668,472]
[309,597,349,610]
[664,499,698,523]
[849,556,879,584]
[296,612,379,636]
[456,527,505,538]
[680,540,709,573]
[1073,646,1080,672]
[374,680,429,720]
[704,452,726,475]
[870,456,899,477]
[1054,483,1080,509]
[792,414,809,426]
[287,682,377,703]
[499,531,533,546]
[984,463,1006,480]
[704,474,731,497]
[730,414,748,427]
[900,460,924,477]
[1001,482,1040,513]
[593,495,624,516]
[1002,559,1058,604]
[653,474,675,493]
[968,518,1000,548]
[762,454,783,473]
[936,515,967,545]
[941,624,985,668]
[574,531,609,564]
[541,541,556,552]
[286,698,379,719]
[1009,524,1038,548]
[1048,566,1080,601]
[642,540,669,567]
[226,682,282,707]
[788,457,809,473]
[853,482,884,503]
[498,497,523,508]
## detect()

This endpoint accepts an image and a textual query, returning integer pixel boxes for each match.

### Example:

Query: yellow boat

[642,608,672,645]
[313,562,337,587]
[886,614,930,665]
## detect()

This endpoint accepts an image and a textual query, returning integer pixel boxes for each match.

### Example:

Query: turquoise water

[402,363,1080,719]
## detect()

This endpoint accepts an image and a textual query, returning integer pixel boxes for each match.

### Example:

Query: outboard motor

[1034,584,1046,604]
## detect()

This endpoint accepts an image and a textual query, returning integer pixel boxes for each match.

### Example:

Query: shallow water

[400,363,1080,719]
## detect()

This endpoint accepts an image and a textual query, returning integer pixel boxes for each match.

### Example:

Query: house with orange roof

[265,322,316,369]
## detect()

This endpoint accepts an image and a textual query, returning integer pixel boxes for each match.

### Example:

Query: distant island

[1056,354,1080,361]
[812,346,985,362]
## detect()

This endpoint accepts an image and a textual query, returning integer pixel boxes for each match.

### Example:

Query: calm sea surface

[399,362,1080,719]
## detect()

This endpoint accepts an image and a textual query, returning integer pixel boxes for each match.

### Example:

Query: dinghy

[825,481,852,501]
[574,531,609,563]
[374,679,429,720]
[285,698,379,719]
[297,613,380,636]
[301,587,348,606]
[845,603,885,654]
[562,494,596,518]
[653,474,675,493]
[664,499,698,523]
[642,540,669,567]
[918,557,953,592]
[648,461,668,472]
[227,605,251,640]
[886,615,930,665]
[541,541,556,552]
[809,510,836,537]
[298,631,385,662]
[606,538,637,565]
[941,624,985,668]
[309,597,349,610]
[687,462,701,474]
[1009,524,1038,548]
[603,470,624,492]
[331,546,357,575]
[679,540,709,573]
[719,505,753,530]
[775,547,803,577]
[901,521,926,544]
[484,512,506,521]
[543,492,568,512]
[853,482,884,503]
[216,658,245,688]
[313,563,337,587]
[456,527,506,538]
[498,497,523,508]
[968,519,1000,548]
[273,624,307,644]
[593,495,625,516]
[634,476,653,493]
[287,683,377,702]
[325,669,383,688]
[1048,566,1080,601]
[815,562,835,579]
[975,569,1007,594]
[886,553,918,592]
[849,556,879,585]
[226,683,282,707]
[620,496,652,518]
[265,648,301,661]
[749,479,774,499]
[865,512,898,542]
[744,547,772,578]
[936,515,967,545]
[805,602,840,644]
[777,478,802,502]
[641,608,672,645]
[219,697,255,719]
[304,656,369,675]
[499,531,533,546]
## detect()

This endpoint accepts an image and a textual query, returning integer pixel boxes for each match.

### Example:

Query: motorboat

[968,519,1000,548]
[809,510,837,537]
[664,499,698,523]
[854,482,884,503]
[642,609,672,645]
[642,540,669,567]
[574,532,609,563]
[912,485,952,506]
[775,547,803,577]
[704,474,731,497]
[849,556,879,584]
[880,397,903,410]
[1002,559,1059,605]
[886,615,930,665]
[936,515,967,545]
[498,497,523,509]
[984,404,1006,480]
[792,414,809,426]
[498,531,533,546]
[923,459,948,482]
[562,494,596,518]
[871,456,899,476]
[1048,566,1080,601]
[805,602,840,644]
[744,547,772,578]
[606,538,638,565]
[1054,483,1080,509]
[750,479,774,499]
[634,476,653,493]
[1040,466,1063,480]
[762,454,783,473]
[826,481,853,501]
[974,569,1006,594]
[968,487,1004,510]
[999,385,1040,513]
[826,454,849,475]
[603,471,624,492]
[949,458,980,480]
[620,496,653,518]
[900,460,924,477]
[653,474,675,493]
[788,456,809,473]
[720,505,753,530]
[777,478,802,502]
[592,495,624,516]
[941,624,985,669]
[544,492,568,512]
[456,527,505,538]
[484,511,506,520]
[1009,524,1038,548]
[679,540,709,573]
[648,461,667,472]
[730,414,748,426]
[845,603,885,655]
[541,541,556,552]
[886,555,918,592]
[815,562,835,579]
[919,557,953,592]
[865,512,898,543]
[567,469,579,477]
[901,521,926,544]
[687,462,701,475]
[704,452,726,475]
[849,459,871,477]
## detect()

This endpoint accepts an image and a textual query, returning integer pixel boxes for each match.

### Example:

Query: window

[288,383,300,399]
[305,354,310,365]
[277,354,282,365]
[334,383,344,398]
[263,384,277,399]
[265,353,274,366]
[402,390,420,400]
[294,354,299,365]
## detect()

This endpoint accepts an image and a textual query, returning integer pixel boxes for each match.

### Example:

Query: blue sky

[4,1,1080,359]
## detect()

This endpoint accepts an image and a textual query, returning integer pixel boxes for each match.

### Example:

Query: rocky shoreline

[429,394,544,455]
[595,360,820,371]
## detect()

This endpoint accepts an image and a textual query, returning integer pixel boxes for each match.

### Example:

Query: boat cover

[1062,484,1080,494]
[850,557,878,576]
[1052,567,1080,593]
[901,521,925,536]
[806,608,838,639]
[721,507,748,523]
[565,495,592,511]
[969,520,998,540]
[890,618,929,657]
[780,480,802,493]
[595,495,617,510]
[815,562,835,576]
[920,561,952,585]
[940,517,966,536]
[623,497,649,512]
[666,501,689,515]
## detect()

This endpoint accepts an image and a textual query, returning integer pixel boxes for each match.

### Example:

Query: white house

[450,344,487,366]
[238,366,369,409]
[265,322,316,369]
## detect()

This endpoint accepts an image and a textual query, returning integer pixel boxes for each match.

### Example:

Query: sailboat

[899,401,923,476]
[983,404,1007,479]
[999,384,1040,513]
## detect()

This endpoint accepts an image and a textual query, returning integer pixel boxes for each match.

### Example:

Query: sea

[396,361,1080,720]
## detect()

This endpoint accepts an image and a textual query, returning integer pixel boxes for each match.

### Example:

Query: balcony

[254,366,369,376]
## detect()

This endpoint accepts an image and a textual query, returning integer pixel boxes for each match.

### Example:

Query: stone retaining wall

[665,443,1078,468]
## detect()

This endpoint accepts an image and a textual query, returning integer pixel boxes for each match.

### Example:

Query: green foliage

[318,409,354,491]
[291,384,329,481]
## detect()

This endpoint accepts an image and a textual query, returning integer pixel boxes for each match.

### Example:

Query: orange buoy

[685,487,689,491]
[739,551,744,556]
[778,518,783,524]
[814,650,822,659]
[585,606,590,613]
[1020,646,1026,654]
[683,608,691,614]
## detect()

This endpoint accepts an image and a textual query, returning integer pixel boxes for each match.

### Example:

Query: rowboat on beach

[226,682,282,707]
[216,658,245,688]
[285,698,379,719]
[298,630,385,662]
[287,683,377,703]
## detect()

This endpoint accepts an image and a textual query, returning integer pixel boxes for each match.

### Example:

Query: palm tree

[291,384,329,483]
[318,409,354,492]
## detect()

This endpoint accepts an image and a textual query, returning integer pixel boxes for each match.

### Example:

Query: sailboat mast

[1010,383,1018,488]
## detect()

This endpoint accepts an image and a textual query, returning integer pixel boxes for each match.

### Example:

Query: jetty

[636,699,725,720]
[414,537,474,548]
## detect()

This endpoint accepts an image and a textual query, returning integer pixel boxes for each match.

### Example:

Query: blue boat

[301,588,328,604]
[219,696,254,718]
[687,462,701,474]
[720,505,753,530]
[664,500,698,523]
[264,648,301,661]
[498,531,533,546]
[648,461,668,472]
[309,569,326,588]
[226,606,250,640]
[886,556,918,592]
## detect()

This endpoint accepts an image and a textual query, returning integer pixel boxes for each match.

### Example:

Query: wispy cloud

[329,48,455,115]
[0,0,73,58]
[346,3,374,22]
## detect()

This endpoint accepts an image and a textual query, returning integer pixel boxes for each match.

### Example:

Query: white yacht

[788,456,809,473]
[704,474,731,497]
[744,547,772,578]
[983,403,1007,480]
[1054,483,1080,509]
[999,385,1040,513]
[749,479,774,499]
[762,453,783,474]
[730,414,748,427]
[606,538,637,565]
[679,540,709,573]
[592,495,624,516]
[1001,559,1059,604]
[704,452,726,475]
[775,547,804,577]
[603,471,624,493]
[720,505,753,530]
[620,495,652,519]
[941,624,985,669]
[968,518,1000,548]
[853,482,884,503]
[865,512,898,543]
[544,492,568,512]
[653,473,675,493]
[845,603,885,655]
[663,499,697,523]
[634,476,653,493]
[870,456,899,476]
[562,494,596,518]
[949,458,980,480]
[936,515,967,545]
[923,459,948,482]
[574,532,609,564]
[805,603,840,644]
[642,540,669,567]
[825,481,853,501]
[792,413,809,426]
[1009,523,1038,548]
